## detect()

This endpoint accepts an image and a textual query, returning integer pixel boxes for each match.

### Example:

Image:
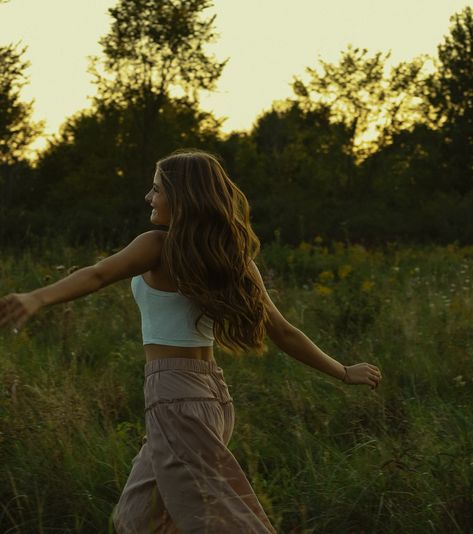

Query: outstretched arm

[0,231,164,332]
[249,260,382,390]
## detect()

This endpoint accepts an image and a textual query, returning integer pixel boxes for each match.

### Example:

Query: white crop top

[131,274,214,347]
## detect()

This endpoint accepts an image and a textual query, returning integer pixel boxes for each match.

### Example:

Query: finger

[9,308,25,329]
[370,373,381,384]
[368,371,381,380]
[0,312,15,327]
[15,313,30,330]
[0,297,12,314]
[368,377,378,388]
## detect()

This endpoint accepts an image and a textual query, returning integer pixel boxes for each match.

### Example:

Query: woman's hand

[0,293,43,333]
[343,363,382,390]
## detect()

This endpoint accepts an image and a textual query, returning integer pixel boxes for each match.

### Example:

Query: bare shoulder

[122,230,166,259]
[141,229,167,247]
[93,231,165,287]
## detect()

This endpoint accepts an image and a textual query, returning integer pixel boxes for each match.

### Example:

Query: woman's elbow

[267,319,297,346]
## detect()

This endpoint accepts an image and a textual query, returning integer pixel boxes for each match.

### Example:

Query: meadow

[0,237,472,533]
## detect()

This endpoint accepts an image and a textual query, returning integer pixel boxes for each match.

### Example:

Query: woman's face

[145,171,171,226]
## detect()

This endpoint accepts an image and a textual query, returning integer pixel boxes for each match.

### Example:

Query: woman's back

[143,233,178,292]
[137,231,216,362]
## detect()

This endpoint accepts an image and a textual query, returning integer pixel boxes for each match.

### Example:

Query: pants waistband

[145,357,221,377]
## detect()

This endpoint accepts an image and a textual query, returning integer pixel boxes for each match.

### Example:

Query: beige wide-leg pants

[112,357,276,533]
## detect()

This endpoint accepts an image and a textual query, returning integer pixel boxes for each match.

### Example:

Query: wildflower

[338,264,353,279]
[453,375,466,387]
[318,270,334,283]
[348,244,367,263]
[313,235,323,244]
[333,241,345,254]
[314,283,333,296]
[298,241,312,252]
[361,280,375,292]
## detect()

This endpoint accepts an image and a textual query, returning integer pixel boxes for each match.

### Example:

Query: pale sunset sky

[1,0,472,155]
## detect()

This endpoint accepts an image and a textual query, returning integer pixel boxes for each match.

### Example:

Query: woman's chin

[150,211,169,226]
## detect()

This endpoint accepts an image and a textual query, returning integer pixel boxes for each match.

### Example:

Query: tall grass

[1,236,472,533]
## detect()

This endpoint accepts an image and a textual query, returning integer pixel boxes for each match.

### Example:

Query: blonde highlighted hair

[156,148,269,356]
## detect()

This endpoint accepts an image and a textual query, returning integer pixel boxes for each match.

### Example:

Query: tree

[428,6,473,127]
[88,0,227,108]
[86,0,227,186]
[425,6,473,195]
[0,40,43,247]
[228,100,357,244]
[0,42,43,166]
[33,94,222,245]
[292,45,431,162]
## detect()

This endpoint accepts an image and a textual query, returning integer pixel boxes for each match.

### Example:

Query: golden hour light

[1,1,473,531]
[0,0,471,157]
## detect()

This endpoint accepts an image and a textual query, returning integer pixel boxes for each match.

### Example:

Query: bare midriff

[142,254,216,364]
[144,343,215,363]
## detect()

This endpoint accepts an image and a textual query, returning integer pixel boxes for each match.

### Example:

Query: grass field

[1,237,472,533]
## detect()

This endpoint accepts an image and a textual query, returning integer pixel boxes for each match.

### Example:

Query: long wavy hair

[156,148,270,356]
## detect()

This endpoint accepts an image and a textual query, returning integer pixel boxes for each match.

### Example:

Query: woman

[0,149,382,533]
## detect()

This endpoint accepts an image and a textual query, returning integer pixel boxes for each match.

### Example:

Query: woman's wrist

[30,288,50,308]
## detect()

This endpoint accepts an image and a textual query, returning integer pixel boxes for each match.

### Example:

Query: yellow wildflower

[318,270,334,283]
[338,264,353,279]
[314,283,333,296]
[348,244,367,264]
[298,241,312,252]
[361,280,375,292]
[313,235,323,244]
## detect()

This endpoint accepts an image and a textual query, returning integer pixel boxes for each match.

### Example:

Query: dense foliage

[1,239,472,532]
[0,5,472,248]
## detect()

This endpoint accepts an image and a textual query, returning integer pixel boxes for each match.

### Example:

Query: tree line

[1,0,472,249]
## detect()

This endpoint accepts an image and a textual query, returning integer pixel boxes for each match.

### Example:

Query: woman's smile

[145,173,172,226]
